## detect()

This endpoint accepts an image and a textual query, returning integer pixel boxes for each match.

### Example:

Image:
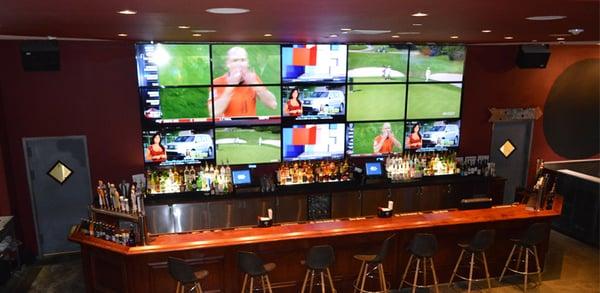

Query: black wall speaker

[516,44,551,69]
[20,40,60,71]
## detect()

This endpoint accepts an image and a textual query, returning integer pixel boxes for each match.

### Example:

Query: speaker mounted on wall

[20,40,60,71]
[516,44,551,69]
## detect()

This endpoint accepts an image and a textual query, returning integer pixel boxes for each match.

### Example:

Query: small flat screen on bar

[365,162,383,176]
[232,169,252,185]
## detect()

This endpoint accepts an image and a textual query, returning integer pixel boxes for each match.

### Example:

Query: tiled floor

[0,230,598,293]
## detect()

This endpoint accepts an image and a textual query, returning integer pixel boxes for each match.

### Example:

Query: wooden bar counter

[70,198,562,293]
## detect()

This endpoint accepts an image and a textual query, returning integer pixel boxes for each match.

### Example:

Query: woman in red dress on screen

[406,123,423,149]
[146,133,167,163]
[283,88,303,116]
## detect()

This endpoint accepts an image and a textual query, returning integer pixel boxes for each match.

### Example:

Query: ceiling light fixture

[568,28,584,35]
[397,32,420,35]
[206,8,250,14]
[411,12,428,17]
[412,23,423,26]
[392,35,400,38]
[526,15,566,21]
[450,35,459,39]
[117,10,137,15]
[342,31,349,34]
[329,34,339,38]
[192,29,217,33]
[118,33,128,37]
[481,29,492,33]
[340,28,352,31]
[178,25,190,29]
[192,33,202,37]
[504,36,514,40]
[556,37,565,41]
[263,33,272,37]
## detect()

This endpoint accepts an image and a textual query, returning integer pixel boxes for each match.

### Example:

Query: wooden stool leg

[265,275,273,293]
[176,282,181,293]
[261,275,267,293]
[242,274,248,293]
[430,258,439,293]
[533,246,543,285]
[195,281,203,293]
[515,246,524,272]
[360,263,369,293]
[378,264,386,292]
[400,254,414,289]
[250,277,254,293]
[309,270,315,293]
[412,258,420,293]
[326,268,336,293]
[449,249,465,287]
[423,258,427,287]
[467,253,475,293]
[320,272,326,293]
[482,251,492,290]
[500,244,517,282]
[355,261,365,293]
[524,248,529,293]
[301,270,310,293]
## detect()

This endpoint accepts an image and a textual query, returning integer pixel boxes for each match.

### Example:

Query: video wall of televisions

[136,43,465,166]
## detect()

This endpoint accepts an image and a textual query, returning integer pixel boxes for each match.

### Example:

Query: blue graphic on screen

[365,162,383,176]
[232,170,252,185]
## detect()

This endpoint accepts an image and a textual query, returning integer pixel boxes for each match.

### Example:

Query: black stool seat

[449,229,495,293]
[353,234,395,293]
[238,251,275,293]
[400,233,440,293]
[305,245,334,270]
[168,257,208,293]
[408,233,438,258]
[458,229,495,252]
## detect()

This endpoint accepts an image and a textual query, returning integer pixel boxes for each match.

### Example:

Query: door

[23,136,92,256]
[490,121,534,203]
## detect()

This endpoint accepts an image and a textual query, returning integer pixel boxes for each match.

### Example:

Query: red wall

[0,41,597,258]
[460,45,600,183]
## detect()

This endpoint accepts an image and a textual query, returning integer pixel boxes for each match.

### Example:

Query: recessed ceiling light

[350,29,391,35]
[397,32,420,35]
[263,33,272,37]
[178,25,190,29]
[450,35,459,39]
[329,34,338,38]
[526,15,566,21]
[532,40,538,42]
[392,35,400,38]
[504,36,514,40]
[118,33,128,37]
[192,33,202,37]
[481,29,492,33]
[549,33,571,37]
[411,12,428,17]
[342,31,349,34]
[192,29,217,33]
[117,10,137,15]
[412,23,423,26]
[206,8,250,14]
[340,28,352,31]
[568,28,584,35]
[556,37,565,41]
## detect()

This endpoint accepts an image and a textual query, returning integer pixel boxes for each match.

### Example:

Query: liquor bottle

[127,225,136,247]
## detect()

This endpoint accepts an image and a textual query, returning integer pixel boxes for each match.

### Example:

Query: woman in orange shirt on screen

[406,123,423,149]
[145,133,167,162]
[284,88,302,116]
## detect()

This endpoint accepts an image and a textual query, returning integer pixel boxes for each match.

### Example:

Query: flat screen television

[281,84,346,122]
[215,126,281,165]
[347,44,408,83]
[210,85,281,126]
[404,120,461,152]
[406,83,461,120]
[232,169,252,186]
[408,45,465,82]
[142,129,214,165]
[365,162,383,176]
[282,123,345,161]
[211,44,281,85]
[346,84,406,121]
[346,121,404,156]
[281,44,347,84]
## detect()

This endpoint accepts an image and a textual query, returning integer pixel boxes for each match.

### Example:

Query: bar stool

[499,222,548,292]
[301,245,336,293]
[167,257,208,293]
[400,233,439,293]
[353,234,395,293]
[448,229,496,292]
[238,251,276,293]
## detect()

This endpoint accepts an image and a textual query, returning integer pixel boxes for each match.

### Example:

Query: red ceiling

[0,0,598,43]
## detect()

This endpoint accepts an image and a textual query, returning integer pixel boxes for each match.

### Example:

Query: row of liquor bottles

[79,218,136,247]
[146,163,233,195]
[276,160,354,185]
[385,152,496,181]
[95,180,144,214]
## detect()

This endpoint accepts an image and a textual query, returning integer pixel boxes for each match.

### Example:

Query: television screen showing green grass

[347,45,408,83]
[211,44,281,85]
[406,84,461,119]
[346,84,406,121]
[408,45,465,82]
[346,121,404,156]
[215,126,281,165]
[155,44,211,86]
[159,87,211,121]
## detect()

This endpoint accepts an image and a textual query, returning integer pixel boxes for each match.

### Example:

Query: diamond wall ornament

[499,140,516,158]
[47,160,73,185]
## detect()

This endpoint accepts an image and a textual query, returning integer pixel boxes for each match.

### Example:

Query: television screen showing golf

[282,123,345,161]
[408,45,465,82]
[406,83,461,119]
[143,129,215,165]
[281,44,347,84]
[346,83,406,121]
[347,44,408,83]
[281,84,346,122]
[346,121,404,156]
[404,120,461,151]
[215,126,281,165]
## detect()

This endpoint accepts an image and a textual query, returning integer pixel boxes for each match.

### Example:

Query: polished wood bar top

[69,197,562,256]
